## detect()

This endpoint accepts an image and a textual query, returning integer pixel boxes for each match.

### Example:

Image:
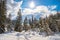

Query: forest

[0,0,60,36]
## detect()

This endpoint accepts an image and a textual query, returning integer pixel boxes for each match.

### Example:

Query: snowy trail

[0,31,60,40]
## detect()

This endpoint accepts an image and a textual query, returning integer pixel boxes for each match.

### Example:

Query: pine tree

[39,17,45,32]
[33,17,38,28]
[0,0,7,33]
[44,17,53,35]
[7,14,12,32]
[56,12,60,31]
[31,15,34,29]
[23,17,29,31]
[14,9,22,32]
[29,19,32,29]
[49,14,59,32]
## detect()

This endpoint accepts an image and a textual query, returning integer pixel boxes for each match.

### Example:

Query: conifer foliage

[14,9,22,32]
[0,0,7,33]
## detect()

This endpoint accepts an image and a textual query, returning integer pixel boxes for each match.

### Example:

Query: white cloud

[34,6,49,13]
[22,8,34,15]
[48,5,57,10]
[6,0,23,19]
[22,5,57,18]
[6,0,57,19]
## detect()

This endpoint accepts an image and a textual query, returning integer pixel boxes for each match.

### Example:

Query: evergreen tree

[14,9,22,32]
[29,19,32,29]
[33,17,38,28]
[0,0,7,33]
[31,15,34,28]
[49,14,59,32]
[44,16,53,35]
[7,14,12,32]
[39,17,45,32]
[23,17,29,31]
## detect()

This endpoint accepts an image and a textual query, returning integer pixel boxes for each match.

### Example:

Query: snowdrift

[0,31,60,40]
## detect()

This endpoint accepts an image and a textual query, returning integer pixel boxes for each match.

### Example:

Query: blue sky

[7,0,60,20]
[14,0,60,11]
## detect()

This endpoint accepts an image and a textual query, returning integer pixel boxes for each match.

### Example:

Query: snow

[0,31,60,40]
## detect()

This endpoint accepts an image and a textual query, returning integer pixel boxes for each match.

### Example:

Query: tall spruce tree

[7,14,12,32]
[0,0,6,33]
[14,9,22,32]
[29,19,32,29]
[31,15,34,28]
[23,17,29,31]
[39,17,44,32]
[33,17,38,28]
[44,16,53,35]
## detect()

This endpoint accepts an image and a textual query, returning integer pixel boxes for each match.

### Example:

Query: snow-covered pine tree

[33,17,38,28]
[14,9,22,32]
[6,14,13,32]
[31,15,34,29]
[29,19,33,30]
[23,17,29,31]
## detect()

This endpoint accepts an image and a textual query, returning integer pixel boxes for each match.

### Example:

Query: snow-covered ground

[0,31,60,40]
